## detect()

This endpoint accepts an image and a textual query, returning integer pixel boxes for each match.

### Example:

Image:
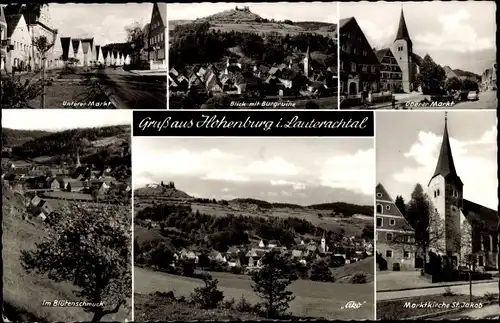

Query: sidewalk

[378,279,496,292]
[129,69,167,76]
[447,304,500,319]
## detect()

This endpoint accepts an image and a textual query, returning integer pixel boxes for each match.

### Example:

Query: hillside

[197,7,263,22]
[333,257,374,283]
[1,128,51,147]
[453,69,481,80]
[6,125,130,167]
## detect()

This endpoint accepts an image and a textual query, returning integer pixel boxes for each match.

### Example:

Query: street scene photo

[375,111,499,320]
[0,3,167,109]
[2,110,132,322]
[339,1,497,109]
[168,2,339,109]
[133,138,375,320]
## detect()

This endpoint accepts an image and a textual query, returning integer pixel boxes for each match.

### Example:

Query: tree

[125,22,145,65]
[20,204,131,322]
[309,260,334,282]
[251,251,296,318]
[33,35,56,108]
[190,274,224,309]
[444,77,463,92]
[395,183,445,267]
[394,195,406,216]
[460,219,473,266]
[0,73,45,108]
[418,54,446,94]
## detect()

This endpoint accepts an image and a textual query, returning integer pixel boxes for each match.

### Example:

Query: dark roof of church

[429,115,463,187]
[395,8,412,44]
[462,199,498,232]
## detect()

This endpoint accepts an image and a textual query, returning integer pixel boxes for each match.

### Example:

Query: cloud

[202,171,249,182]
[270,180,306,190]
[414,9,495,53]
[393,126,497,209]
[319,148,375,195]
[357,19,394,49]
[246,157,302,176]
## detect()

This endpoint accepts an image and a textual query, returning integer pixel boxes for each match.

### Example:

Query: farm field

[43,191,94,201]
[134,266,375,320]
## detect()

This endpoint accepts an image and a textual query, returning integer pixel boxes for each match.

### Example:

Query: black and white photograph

[0,3,167,109]
[168,2,339,109]
[375,111,499,320]
[339,1,497,109]
[133,138,375,320]
[2,110,132,322]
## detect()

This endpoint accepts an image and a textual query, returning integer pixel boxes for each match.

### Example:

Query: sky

[167,2,338,24]
[340,1,496,75]
[376,111,497,210]
[48,3,155,47]
[1,110,131,131]
[133,137,374,206]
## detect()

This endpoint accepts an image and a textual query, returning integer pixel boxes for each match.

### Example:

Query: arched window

[376,204,383,214]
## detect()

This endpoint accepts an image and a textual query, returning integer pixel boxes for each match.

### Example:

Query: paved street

[377,281,498,301]
[443,304,500,319]
[94,67,167,109]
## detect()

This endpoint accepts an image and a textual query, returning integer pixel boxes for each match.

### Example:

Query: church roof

[0,5,7,25]
[462,199,498,233]
[429,114,463,187]
[395,8,412,45]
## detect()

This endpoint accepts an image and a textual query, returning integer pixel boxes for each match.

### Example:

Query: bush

[223,298,235,310]
[443,287,455,296]
[350,273,367,284]
[235,296,253,313]
[483,292,497,301]
[190,274,224,309]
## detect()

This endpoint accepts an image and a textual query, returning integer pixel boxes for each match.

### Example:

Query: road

[94,68,167,109]
[377,281,498,301]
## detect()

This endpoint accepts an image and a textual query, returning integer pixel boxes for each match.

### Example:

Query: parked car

[467,91,479,101]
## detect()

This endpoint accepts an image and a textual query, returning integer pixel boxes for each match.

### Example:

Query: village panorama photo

[168,2,339,109]
[132,137,375,320]
[2,109,132,322]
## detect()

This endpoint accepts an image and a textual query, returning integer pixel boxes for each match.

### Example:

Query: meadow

[134,266,375,320]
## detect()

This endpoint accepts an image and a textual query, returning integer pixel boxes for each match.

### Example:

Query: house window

[362,64,367,72]
[376,204,383,214]
[390,219,395,226]
[437,189,440,196]
[371,66,376,73]
[377,217,382,227]
[340,61,344,71]
[341,45,346,51]
[434,191,436,198]
[354,48,357,55]
[386,233,393,241]
[403,235,410,243]
[386,205,390,210]
[363,50,367,56]
[376,193,382,198]
[347,33,351,38]
[386,250,393,257]
[351,62,356,72]
[404,251,410,258]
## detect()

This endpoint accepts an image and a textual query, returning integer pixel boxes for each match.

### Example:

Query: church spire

[395,6,412,45]
[429,112,462,186]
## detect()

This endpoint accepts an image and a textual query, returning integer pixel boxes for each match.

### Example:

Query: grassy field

[134,266,374,320]
[43,191,94,201]
[2,191,131,321]
[333,257,374,283]
[134,292,261,321]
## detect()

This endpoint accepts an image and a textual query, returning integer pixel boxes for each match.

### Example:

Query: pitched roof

[0,5,7,25]
[375,48,389,62]
[395,8,412,45]
[5,13,22,38]
[462,199,498,232]
[376,183,414,232]
[429,114,463,187]
[156,3,166,26]
[81,41,91,54]
[60,37,72,61]
[72,39,81,53]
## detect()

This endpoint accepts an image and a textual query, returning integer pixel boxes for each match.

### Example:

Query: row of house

[1,4,60,72]
[174,234,373,272]
[481,63,497,91]
[169,45,338,100]
[59,36,131,67]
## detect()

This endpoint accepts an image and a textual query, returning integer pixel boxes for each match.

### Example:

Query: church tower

[427,112,463,262]
[303,45,311,78]
[392,7,414,93]
[321,232,326,253]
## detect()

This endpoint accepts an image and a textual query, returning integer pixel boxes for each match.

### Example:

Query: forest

[169,22,337,69]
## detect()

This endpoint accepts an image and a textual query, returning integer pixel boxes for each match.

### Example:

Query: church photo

[375,110,499,320]
[339,1,496,110]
